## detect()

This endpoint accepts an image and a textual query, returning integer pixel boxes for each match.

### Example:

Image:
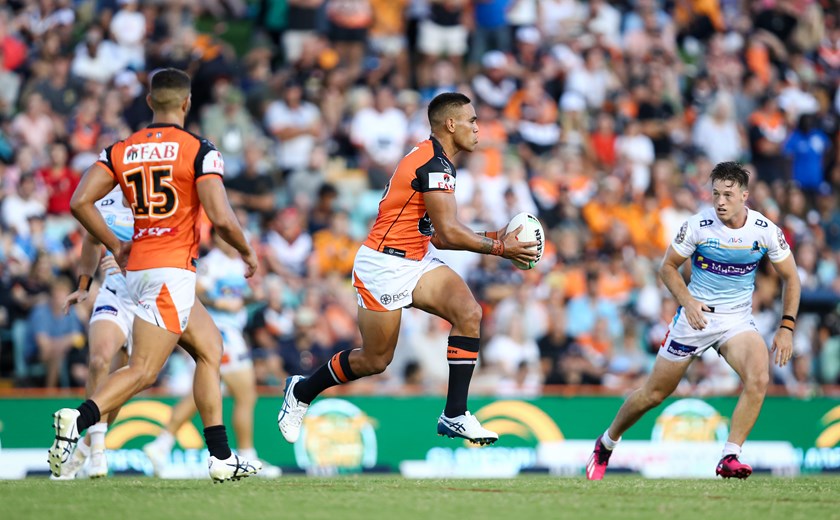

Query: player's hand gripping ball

[506,212,544,270]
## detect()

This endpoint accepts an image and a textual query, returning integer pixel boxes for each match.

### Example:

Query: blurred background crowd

[0,0,838,398]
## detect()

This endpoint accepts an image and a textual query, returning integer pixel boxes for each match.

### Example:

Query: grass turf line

[2,476,839,520]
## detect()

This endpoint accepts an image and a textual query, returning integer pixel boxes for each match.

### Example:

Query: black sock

[294,349,359,404]
[76,400,101,432]
[444,336,480,417]
[204,425,232,460]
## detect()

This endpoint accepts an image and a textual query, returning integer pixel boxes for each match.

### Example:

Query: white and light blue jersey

[95,185,134,279]
[197,248,249,331]
[671,207,791,308]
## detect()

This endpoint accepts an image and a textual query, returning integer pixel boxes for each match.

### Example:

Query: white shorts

[126,268,196,334]
[352,245,446,312]
[89,275,135,353]
[659,305,758,362]
[418,20,468,57]
[219,325,252,375]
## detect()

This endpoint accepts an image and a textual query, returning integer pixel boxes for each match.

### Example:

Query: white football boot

[50,440,88,480]
[86,447,108,478]
[277,376,309,443]
[143,441,170,477]
[208,453,262,483]
[437,411,499,446]
[48,409,81,477]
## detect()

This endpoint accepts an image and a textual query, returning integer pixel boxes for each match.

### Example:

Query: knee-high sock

[444,336,480,417]
[293,349,359,404]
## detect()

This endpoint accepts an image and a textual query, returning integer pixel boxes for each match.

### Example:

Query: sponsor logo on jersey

[693,255,759,276]
[438,157,453,175]
[777,227,789,250]
[93,305,118,316]
[427,171,455,191]
[751,241,761,252]
[728,237,743,243]
[699,219,714,227]
[706,238,720,249]
[100,198,115,206]
[134,227,177,240]
[754,218,768,228]
[202,149,224,175]
[123,142,180,163]
[675,221,688,243]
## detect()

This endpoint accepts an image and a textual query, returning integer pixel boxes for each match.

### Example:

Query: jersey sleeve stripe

[195,172,223,183]
[96,161,117,179]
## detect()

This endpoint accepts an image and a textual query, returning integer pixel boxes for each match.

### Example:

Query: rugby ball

[506,212,544,270]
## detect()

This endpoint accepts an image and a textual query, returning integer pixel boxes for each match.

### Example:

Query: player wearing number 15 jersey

[50,68,261,482]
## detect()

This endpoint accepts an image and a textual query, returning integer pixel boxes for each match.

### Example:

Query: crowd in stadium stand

[0,0,838,398]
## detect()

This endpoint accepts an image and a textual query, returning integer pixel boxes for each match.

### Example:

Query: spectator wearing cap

[264,79,321,177]
[469,0,513,68]
[511,25,545,76]
[471,51,516,110]
[417,0,469,86]
[202,86,259,177]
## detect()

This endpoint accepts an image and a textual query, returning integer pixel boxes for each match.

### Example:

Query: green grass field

[3,476,840,520]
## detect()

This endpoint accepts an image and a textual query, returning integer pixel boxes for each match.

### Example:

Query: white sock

[88,423,107,451]
[238,448,257,460]
[601,430,619,450]
[75,438,91,459]
[154,430,176,452]
[722,442,741,458]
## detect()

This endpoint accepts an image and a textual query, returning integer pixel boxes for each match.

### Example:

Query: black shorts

[329,24,367,43]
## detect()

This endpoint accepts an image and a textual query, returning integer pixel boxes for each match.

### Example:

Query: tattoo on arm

[479,236,494,254]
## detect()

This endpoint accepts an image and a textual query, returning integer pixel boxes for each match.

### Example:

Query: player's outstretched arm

[769,254,801,367]
[70,164,123,259]
[424,191,538,266]
[659,245,710,330]
[196,176,258,277]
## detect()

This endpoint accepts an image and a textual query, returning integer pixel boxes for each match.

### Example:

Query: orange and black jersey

[96,123,225,272]
[363,136,456,261]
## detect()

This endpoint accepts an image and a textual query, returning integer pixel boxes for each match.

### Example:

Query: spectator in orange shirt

[310,210,358,278]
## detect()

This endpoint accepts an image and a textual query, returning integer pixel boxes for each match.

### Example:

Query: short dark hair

[427,92,471,128]
[149,68,191,111]
[710,161,750,189]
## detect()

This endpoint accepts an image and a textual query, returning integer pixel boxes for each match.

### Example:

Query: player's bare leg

[55,324,127,479]
[715,331,769,479]
[179,301,261,481]
[49,317,176,477]
[587,356,690,480]
[278,307,402,443]
[179,303,225,428]
[84,320,127,477]
[411,266,497,445]
[224,368,257,454]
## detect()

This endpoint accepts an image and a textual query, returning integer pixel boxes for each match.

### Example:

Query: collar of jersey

[147,122,183,129]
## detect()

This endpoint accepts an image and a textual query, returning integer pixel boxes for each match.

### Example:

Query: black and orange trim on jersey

[362,136,457,261]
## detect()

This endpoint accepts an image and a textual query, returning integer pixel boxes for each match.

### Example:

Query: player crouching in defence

[277,93,539,445]
[587,162,800,480]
